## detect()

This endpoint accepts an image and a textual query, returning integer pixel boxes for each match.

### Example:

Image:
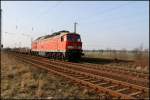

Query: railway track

[42,59,149,87]
[82,62,149,77]
[12,52,149,99]
[12,52,149,87]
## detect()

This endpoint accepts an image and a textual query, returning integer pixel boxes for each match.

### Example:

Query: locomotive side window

[61,36,64,42]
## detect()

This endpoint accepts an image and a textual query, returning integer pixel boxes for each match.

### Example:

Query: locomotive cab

[63,33,83,61]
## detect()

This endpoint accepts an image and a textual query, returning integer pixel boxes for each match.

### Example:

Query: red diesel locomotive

[31,30,83,60]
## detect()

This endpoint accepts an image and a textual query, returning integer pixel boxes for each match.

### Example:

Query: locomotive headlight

[68,46,74,49]
[77,39,81,42]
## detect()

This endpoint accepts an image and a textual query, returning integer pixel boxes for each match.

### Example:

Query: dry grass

[1,52,107,99]
[84,51,149,71]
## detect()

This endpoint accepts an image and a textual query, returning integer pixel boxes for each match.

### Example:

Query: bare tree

[132,44,148,67]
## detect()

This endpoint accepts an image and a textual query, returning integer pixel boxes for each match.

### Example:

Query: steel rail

[64,61,149,79]
[14,53,149,87]
[16,56,134,99]
[11,51,148,78]
[42,59,149,87]
[14,54,149,99]
[81,63,149,77]
[21,53,149,79]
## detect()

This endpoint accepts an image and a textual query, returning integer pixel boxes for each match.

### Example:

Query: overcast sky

[1,1,149,50]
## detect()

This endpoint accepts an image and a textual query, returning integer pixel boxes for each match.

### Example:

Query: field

[83,50,149,69]
[1,50,149,99]
[1,52,103,99]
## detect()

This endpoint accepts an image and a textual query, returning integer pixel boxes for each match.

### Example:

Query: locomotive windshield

[67,34,81,42]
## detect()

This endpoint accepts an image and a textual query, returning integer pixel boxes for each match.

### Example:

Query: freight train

[11,30,83,61]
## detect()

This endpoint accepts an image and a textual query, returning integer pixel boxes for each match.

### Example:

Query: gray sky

[1,1,149,50]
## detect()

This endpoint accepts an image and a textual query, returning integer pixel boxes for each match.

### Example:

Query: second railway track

[11,52,149,99]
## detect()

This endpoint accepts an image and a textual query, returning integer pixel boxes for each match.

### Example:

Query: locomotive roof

[35,30,70,41]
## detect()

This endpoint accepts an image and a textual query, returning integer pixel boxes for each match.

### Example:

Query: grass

[83,50,149,68]
[1,51,107,99]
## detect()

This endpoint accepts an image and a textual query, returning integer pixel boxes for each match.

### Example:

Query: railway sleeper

[116,88,129,92]
[106,85,118,89]
[77,76,89,80]
[98,82,108,86]
[129,91,142,96]
[90,80,102,84]
[83,78,96,81]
